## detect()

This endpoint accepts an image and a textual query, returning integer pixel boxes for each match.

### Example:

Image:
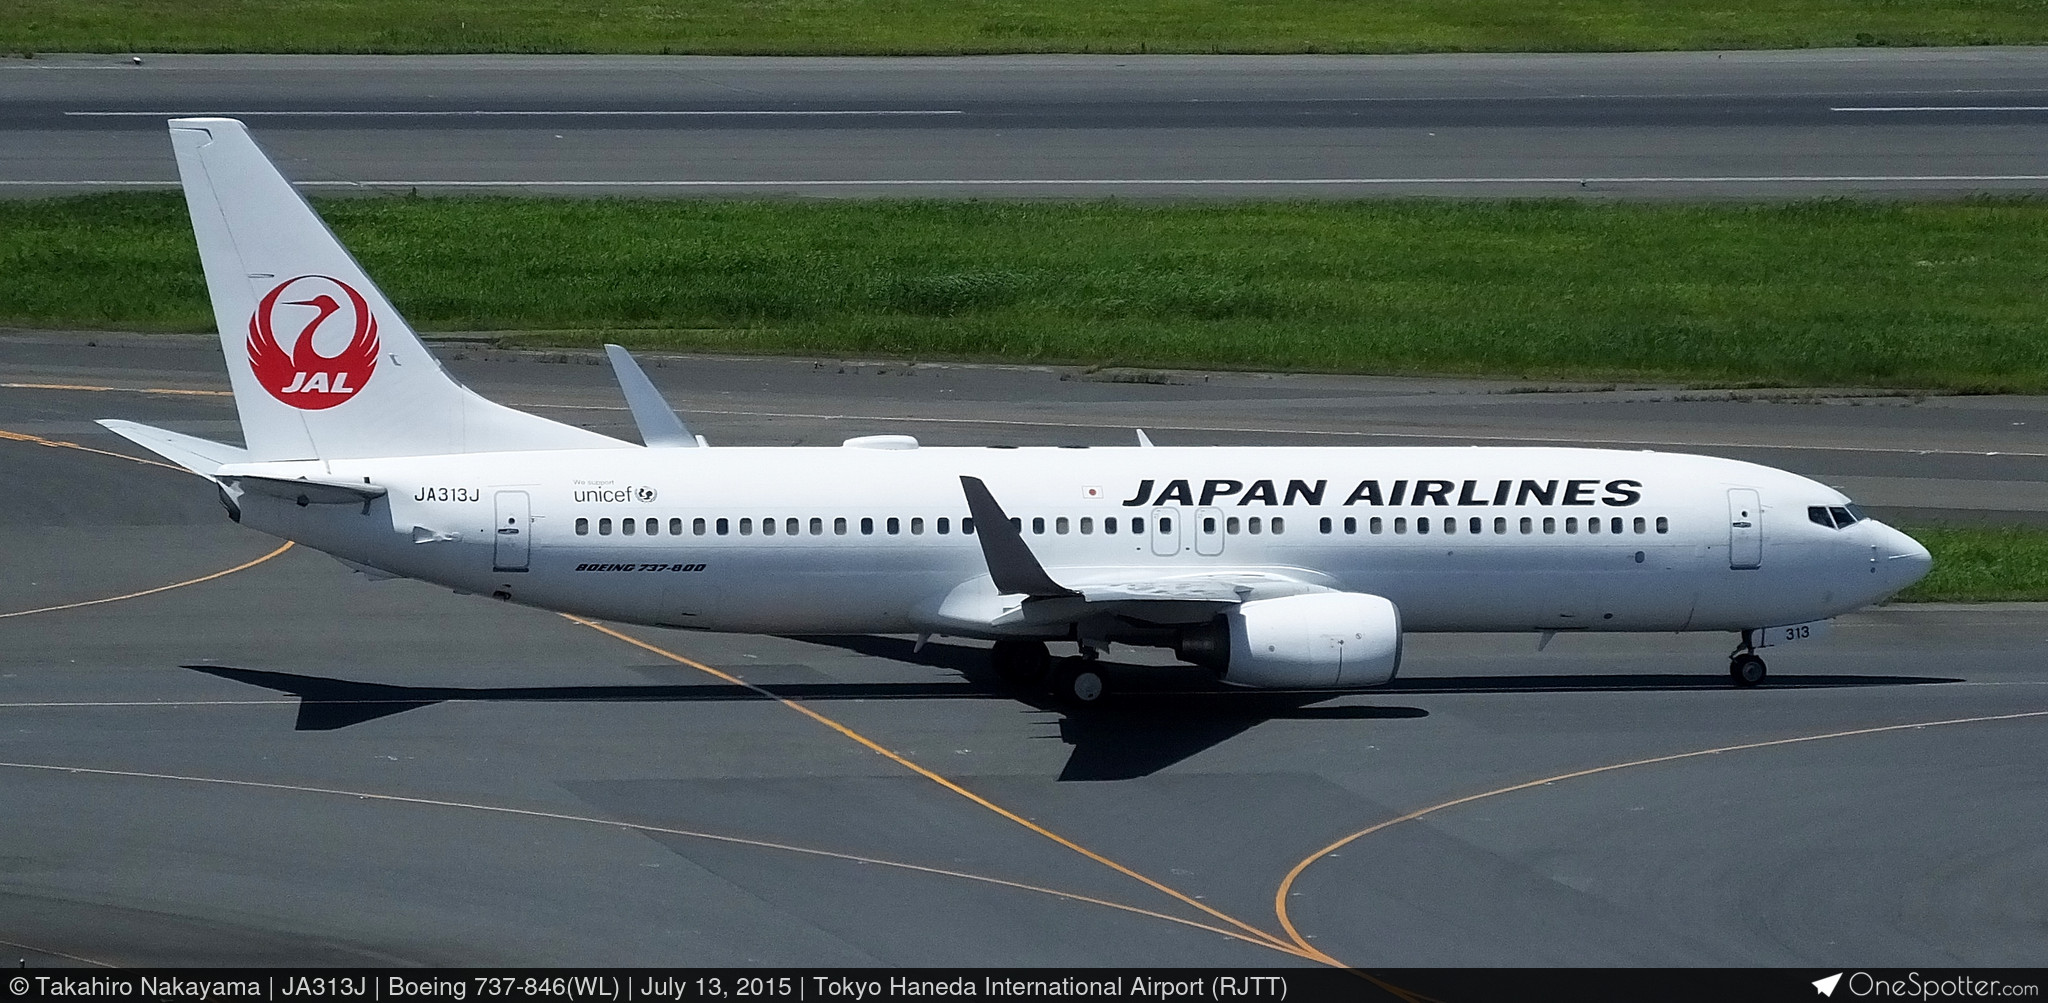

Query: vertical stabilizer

[168,118,626,460]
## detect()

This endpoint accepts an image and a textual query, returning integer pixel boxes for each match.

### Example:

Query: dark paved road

[6,49,2048,197]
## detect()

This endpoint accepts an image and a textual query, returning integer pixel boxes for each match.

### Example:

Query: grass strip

[1896,525,2048,603]
[7,0,2048,55]
[5,192,2048,392]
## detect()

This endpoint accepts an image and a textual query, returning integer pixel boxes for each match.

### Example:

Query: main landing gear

[989,639,1107,706]
[1728,630,1768,688]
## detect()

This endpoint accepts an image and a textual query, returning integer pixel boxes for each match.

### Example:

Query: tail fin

[168,118,626,461]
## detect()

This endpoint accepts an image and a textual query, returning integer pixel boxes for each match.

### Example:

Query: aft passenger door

[1727,488,1762,570]
[494,490,531,572]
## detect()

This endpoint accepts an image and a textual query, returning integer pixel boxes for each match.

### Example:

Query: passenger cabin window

[963,518,975,535]
[1543,517,1556,534]
[887,517,901,535]
[1031,517,1044,535]
[1633,517,1646,534]
[576,518,590,535]
[761,517,774,536]
[1248,517,1262,535]
[670,518,683,535]
[694,518,707,535]
[861,517,874,535]
[1345,517,1358,534]
[739,518,753,536]
[1055,517,1067,535]
[716,518,729,536]
[1103,517,1117,535]
[622,518,635,536]
[1227,516,1241,534]
[1130,517,1143,534]
[1520,517,1533,534]
[939,517,951,535]
[811,517,824,535]
[912,517,925,535]
[1370,517,1383,534]
[1655,517,1669,534]
[599,518,613,536]
[1272,517,1285,534]
[1394,517,1407,534]
[835,517,848,535]
[1493,517,1507,534]
[1078,517,1090,535]
[785,518,799,536]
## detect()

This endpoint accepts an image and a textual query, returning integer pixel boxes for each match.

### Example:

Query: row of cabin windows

[571,512,1669,538]
[574,515,978,537]
[567,515,1217,538]
[1315,514,1670,536]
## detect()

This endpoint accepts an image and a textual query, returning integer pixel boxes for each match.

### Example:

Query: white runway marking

[8,174,2048,189]
[1832,106,2048,112]
[65,109,966,117]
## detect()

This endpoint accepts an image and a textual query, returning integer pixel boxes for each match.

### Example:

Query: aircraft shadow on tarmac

[184,648,1959,782]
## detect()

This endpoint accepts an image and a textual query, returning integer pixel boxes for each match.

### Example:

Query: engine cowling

[1176,592,1402,688]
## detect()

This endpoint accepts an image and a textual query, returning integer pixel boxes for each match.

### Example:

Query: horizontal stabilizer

[958,476,1081,599]
[97,419,248,477]
[220,472,387,507]
[604,345,698,448]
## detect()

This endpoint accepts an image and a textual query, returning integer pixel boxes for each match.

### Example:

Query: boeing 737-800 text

[101,119,1934,704]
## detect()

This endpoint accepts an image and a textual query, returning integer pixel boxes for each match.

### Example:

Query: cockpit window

[1810,504,1867,530]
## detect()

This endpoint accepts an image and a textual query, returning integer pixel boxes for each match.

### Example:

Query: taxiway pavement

[2,336,2045,966]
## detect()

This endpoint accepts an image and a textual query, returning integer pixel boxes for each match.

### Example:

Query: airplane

[101,118,1934,705]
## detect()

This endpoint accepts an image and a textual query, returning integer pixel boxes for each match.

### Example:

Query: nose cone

[1876,522,1933,591]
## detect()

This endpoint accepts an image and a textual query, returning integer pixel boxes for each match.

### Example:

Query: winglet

[1135,429,1154,447]
[959,476,1080,599]
[604,345,699,448]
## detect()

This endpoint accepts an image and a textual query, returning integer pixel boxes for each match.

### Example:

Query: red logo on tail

[247,275,380,410]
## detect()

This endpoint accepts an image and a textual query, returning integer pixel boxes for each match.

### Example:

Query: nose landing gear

[1728,629,1768,687]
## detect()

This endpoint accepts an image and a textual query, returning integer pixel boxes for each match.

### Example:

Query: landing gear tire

[991,639,1051,687]
[1729,654,1768,688]
[1053,658,1108,706]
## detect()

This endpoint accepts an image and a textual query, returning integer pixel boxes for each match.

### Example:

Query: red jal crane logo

[247,275,380,410]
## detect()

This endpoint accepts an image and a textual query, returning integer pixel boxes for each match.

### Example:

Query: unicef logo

[635,486,658,503]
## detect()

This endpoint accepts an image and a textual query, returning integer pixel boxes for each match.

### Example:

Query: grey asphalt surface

[2,334,2046,967]
[5,49,2048,197]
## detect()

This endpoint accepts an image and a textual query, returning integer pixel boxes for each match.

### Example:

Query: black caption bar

[3,969,2044,1003]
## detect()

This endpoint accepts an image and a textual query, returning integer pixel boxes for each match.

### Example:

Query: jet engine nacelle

[1176,592,1402,688]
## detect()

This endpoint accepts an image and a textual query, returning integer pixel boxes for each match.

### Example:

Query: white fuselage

[220,444,1930,640]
